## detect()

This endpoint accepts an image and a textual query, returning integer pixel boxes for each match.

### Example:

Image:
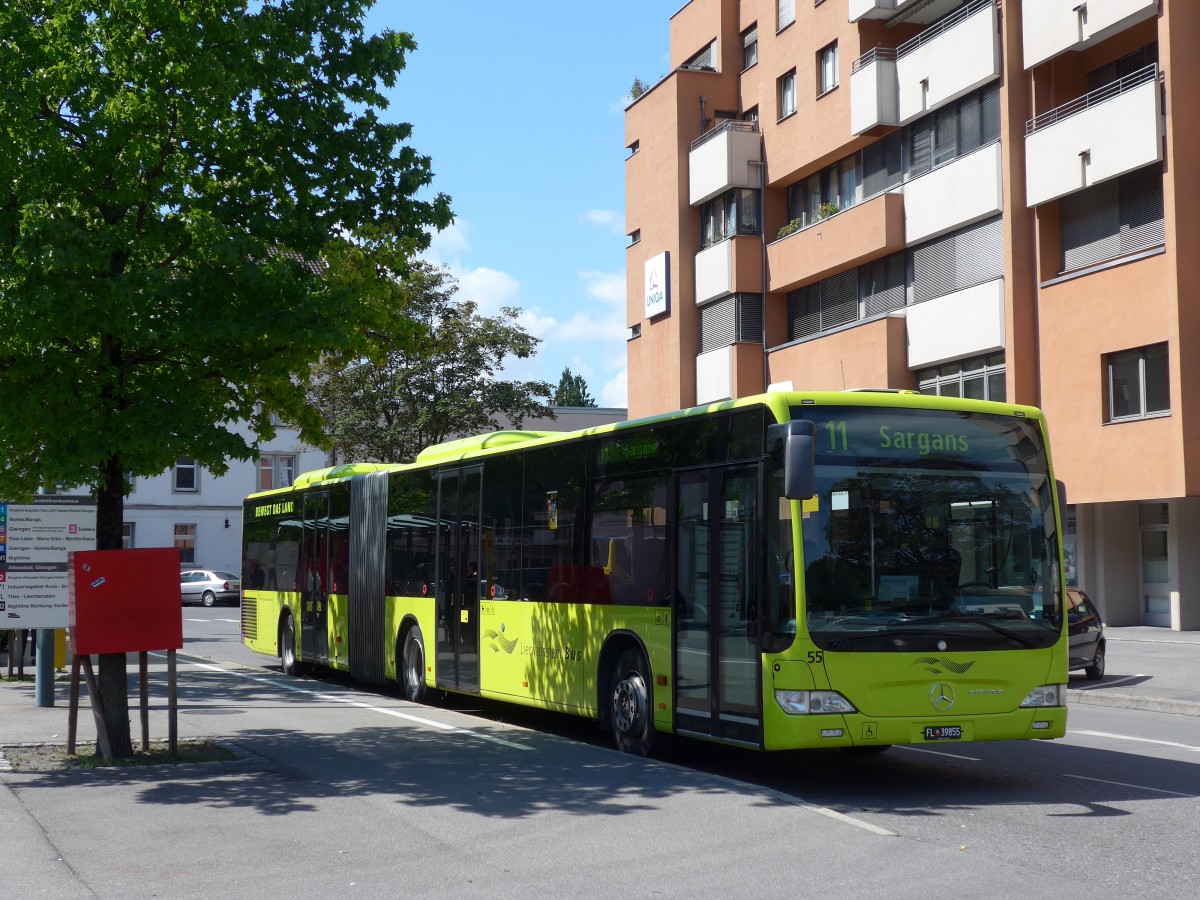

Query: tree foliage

[553,367,597,408]
[310,262,554,464]
[0,0,451,755]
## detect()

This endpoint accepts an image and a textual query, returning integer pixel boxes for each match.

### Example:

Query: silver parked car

[180,569,241,607]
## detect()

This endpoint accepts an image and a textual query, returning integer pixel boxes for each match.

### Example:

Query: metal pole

[35,628,54,707]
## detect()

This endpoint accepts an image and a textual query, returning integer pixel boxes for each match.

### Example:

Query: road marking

[1063,774,1198,798]
[897,746,982,761]
[156,654,532,751]
[1069,729,1200,753]
[1073,674,1148,690]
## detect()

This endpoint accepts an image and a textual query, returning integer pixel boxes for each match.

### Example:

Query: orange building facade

[625,0,1200,629]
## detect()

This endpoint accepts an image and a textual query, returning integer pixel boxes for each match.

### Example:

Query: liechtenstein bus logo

[912,656,975,675]
[484,627,518,655]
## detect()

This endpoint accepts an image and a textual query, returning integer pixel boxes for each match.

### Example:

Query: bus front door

[300,491,331,665]
[675,465,762,747]
[435,467,482,693]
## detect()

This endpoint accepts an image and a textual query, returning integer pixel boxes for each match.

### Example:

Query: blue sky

[363,1,683,409]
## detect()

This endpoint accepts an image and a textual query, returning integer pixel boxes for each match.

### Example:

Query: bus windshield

[792,405,1061,652]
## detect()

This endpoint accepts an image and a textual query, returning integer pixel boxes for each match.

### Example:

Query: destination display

[792,405,1047,469]
[0,495,97,628]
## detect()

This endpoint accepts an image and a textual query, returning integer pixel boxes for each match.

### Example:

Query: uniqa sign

[644,251,670,318]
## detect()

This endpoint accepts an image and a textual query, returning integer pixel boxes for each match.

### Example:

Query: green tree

[0,1,451,756]
[554,367,597,408]
[630,77,648,101]
[310,262,554,463]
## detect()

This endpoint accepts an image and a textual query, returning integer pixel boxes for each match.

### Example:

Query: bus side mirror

[767,421,817,500]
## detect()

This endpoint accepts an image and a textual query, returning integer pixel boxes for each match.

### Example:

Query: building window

[778,69,797,119]
[174,457,199,493]
[818,42,839,95]
[700,188,760,248]
[259,454,297,491]
[175,524,196,565]
[700,294,763,352]
[682,41,715,71]
[905,81,999,178]
[628,323,642,341]
[628,229,641,246]
[777,0,795,31]
[627,140,639,157]
[122,523,135,550]
[742,106,759,123]
[1061,164,1164,273]
[742,25,758,70]
[917,354,1006,402]
[1107,343,1169,422]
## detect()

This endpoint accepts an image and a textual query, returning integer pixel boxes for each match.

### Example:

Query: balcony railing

[851,0,992,74]
[690,119,759,152]
[1026,63,1158,135]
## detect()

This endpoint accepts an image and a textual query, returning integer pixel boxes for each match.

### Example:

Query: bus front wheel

[402,625,427,704]
[610,648,655,757]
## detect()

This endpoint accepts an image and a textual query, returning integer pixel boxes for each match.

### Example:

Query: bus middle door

[435,466,482,693]
[300,491,331,665]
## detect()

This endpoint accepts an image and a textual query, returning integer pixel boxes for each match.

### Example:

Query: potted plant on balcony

[818,201,840,220]
[777,218,802,239]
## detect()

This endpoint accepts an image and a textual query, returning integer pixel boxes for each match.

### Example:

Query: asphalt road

[2,610,1196,898]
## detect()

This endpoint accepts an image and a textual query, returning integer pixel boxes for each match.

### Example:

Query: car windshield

[793,406,1062,652]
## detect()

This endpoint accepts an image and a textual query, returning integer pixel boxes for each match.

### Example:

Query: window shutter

[862,253,906,315]
[863,131,902,198]
[788,286,820,341]
[700,297,736,352]
[908,122,931,177]
[736,294,764,343]
[821,270,859,329]
[1061,178,1121,271]
[1119,165,1165,255]
[777,0,795,30]
[912,216,1003,303]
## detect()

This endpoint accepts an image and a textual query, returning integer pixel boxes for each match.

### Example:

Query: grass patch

[2,739,239,773]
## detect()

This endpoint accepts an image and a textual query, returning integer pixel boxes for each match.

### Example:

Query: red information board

[68,548,183,655]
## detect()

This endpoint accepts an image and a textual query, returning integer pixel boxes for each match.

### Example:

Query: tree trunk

[95,454,134,757]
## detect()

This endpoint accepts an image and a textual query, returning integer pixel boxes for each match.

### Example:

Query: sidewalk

[1066,625,1200,717]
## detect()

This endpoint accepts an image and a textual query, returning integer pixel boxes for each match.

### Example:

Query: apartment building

[624,0,1200,629]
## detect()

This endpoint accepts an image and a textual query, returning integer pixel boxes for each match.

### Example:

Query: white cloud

[582,209,625,236]
[456,266,521,317]
[423,218,472,267]
[599,367,628,409]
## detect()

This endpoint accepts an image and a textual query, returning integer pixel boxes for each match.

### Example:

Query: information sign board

[0,495,97,628]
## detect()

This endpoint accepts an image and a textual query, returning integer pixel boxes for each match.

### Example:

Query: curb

[1067,689,1200,717]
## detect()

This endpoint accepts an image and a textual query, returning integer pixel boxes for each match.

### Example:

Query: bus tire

[402,625,427,704]
[280,613,306,677]
[610,648,655,757]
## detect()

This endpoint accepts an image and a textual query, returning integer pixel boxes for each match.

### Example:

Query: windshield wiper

[949,616,1040,648]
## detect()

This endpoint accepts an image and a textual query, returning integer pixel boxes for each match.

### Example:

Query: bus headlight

[774,690,857,716]
[1020,684,1064,708]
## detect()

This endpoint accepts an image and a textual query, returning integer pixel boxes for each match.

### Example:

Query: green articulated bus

[241,390,1069,755]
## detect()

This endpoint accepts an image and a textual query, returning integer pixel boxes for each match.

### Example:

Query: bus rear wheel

[280,613,306,676]
[610,648,655,757]
[402,625,427,704]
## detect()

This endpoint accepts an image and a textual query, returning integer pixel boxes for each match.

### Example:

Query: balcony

[1025,64,1163,207]
[1022,0,1159,69]
[695,235,763,306]
[696,343,763,405]
[689,120,761,207]
[906,278,1004,369]
[851,0,999,134]
[850,0,963,25]
[904,142,1003,244]
[767,192,905,295]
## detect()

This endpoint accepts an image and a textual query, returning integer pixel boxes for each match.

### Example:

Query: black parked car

[1067,587,1105,680]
